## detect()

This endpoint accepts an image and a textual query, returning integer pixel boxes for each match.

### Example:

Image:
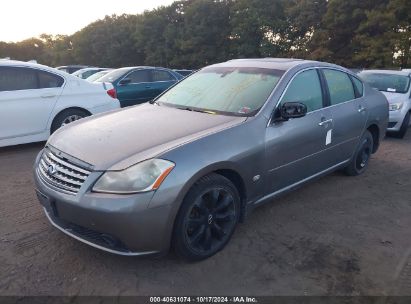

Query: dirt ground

[1,131,411,296]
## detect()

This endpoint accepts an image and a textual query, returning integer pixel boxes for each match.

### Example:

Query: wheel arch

[170,163,249,232]
[366,123,380,153]
[49,107,92,133]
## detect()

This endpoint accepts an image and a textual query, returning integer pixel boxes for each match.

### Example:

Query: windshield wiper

[176,106,216,115]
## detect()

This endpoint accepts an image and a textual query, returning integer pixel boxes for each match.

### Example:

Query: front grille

[37,149,91,194]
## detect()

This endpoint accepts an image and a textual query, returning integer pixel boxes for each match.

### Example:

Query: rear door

[149,69,178,98]
[116,69,151,107]
[320,69,368,163]
[265,68,335,193]
[0,67,64,139]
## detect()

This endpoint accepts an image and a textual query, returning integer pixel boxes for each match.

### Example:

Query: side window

[127,70,150,83]
[323,69,355,105]
[281,69,323,112]
[152,70,175,82]
[38,71,64,88]
[0,67,38,91]
[351,76,364,97]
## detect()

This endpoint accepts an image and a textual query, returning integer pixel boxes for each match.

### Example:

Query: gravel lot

[1,131,411,296]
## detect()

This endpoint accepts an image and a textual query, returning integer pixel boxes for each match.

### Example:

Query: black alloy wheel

[173,174,240,261]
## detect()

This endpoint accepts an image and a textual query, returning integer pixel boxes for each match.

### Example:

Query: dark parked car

[96,67,183,107]
[34,59,388,261]
[56,65,89,74]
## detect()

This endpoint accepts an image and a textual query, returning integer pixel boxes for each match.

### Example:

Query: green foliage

[1,0,411,69]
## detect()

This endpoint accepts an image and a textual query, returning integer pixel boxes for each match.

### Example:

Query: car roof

[360,69,411,76]
[209,58,350,73]
[56,65,89,68]
[0,60,83,80]
[0,59,51,69]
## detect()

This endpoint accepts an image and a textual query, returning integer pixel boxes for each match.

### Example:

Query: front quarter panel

[364,84,389,140]
[149,117,267,251]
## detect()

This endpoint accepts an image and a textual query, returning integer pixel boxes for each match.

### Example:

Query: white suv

[359,69,411,138]
[0,60,120,147]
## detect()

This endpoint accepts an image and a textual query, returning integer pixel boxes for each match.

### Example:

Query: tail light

[107,88,117,99]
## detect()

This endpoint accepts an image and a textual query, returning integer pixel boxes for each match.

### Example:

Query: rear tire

[51,109,90,134]
[173,173,240,261]
[345,130,374,176]
[396,112,410,139]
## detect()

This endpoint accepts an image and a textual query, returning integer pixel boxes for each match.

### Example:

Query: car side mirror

[119,78,131,86]
[280,102,307,120]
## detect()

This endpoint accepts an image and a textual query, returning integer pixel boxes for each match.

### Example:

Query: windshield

[96,69,128,83]
[359,72,411,93]
[87,70,111,82]
[157,67,284,116]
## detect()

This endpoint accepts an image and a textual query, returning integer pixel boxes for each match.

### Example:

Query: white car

[0,60,120,147]
[359,69,411,138]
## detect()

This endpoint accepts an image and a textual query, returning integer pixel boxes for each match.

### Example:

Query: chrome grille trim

[37,149,91,194]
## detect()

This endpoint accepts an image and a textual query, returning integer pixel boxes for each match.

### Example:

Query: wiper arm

[177,106,216,115]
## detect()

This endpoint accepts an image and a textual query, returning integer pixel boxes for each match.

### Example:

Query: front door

[264,69,335,194]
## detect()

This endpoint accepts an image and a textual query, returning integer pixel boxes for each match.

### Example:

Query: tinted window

[38,71,64,88]
[323,69,355,105]
[351,76,364,97]
[158,67,284,116]
[0,67,38,91]
[281,69,323,112]
[152,70,175,82]
[359,72,410,94]
[127,70,150,83]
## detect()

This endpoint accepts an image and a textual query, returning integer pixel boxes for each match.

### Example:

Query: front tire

[345,130,374,176]
[173,174,241,261]
[51,109,90,133]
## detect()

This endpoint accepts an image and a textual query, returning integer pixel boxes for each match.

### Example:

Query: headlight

[93,159,175,194]
[389,102,403,111]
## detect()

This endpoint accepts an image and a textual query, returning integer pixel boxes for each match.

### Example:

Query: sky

[0,0,175,42]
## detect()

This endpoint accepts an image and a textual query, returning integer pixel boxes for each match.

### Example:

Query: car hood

[48,103,246,171]
[381,91,407,103]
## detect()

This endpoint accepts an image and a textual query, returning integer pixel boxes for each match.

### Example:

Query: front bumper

[387,109,408,131]
[33,151,174,256]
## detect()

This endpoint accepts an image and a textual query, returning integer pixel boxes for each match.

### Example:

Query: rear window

[351,76,364,97]
[152,70,175,82]
[38,71,64,88]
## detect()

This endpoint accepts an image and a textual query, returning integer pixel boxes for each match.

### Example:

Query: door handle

[358,106,366,113]
[41,94,56,98]
[145,86,151,89]
[318,119,333,126]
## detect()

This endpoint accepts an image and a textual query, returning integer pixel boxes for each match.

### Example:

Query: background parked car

[359,70,411,138]
[86,69,113,82]
[72,67,111,79]
[0,60,120,147]
[96,67,183,107]
[55,65,89,74]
